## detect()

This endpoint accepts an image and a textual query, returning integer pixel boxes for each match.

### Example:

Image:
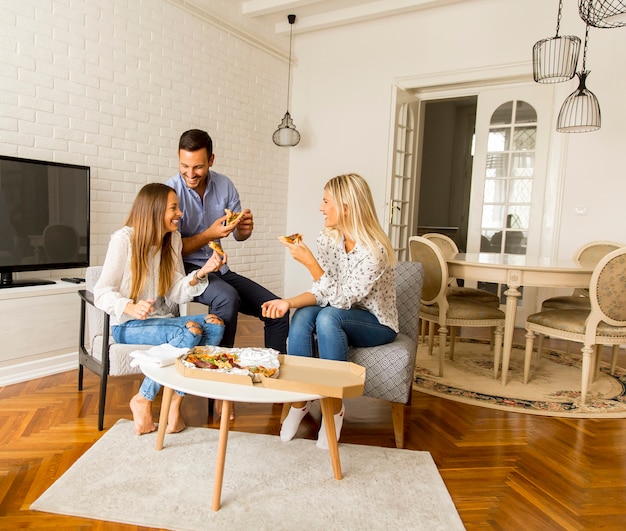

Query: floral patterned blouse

[309,230,399,332]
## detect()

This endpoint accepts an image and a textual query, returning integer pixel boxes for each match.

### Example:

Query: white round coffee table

[140,362,341,511]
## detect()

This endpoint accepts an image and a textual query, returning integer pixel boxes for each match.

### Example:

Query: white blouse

[94,226,207,326]
[309,230,399,332]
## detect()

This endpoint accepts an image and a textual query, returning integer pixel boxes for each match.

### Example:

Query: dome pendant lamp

[272,14,301,147]
[556,24,601,133]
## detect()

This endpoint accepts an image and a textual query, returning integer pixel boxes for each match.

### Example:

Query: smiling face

[163,190,182,233]
[178,148,214,194]
[320,189,339,229]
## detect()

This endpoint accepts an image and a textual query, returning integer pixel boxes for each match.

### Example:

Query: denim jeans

[113,315,225,401]
[287,306,397,361]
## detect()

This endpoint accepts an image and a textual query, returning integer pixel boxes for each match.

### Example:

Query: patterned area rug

[413,340,626,417]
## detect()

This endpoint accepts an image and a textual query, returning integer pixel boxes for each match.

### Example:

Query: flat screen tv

[0,155,90,288]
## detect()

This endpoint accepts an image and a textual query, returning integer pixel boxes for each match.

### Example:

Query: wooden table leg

[501,280,522,386]
[212,400,232,511]
[155,387,173,451]
[320,397,343,480]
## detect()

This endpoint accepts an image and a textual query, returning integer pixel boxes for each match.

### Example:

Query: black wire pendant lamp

[533,0,581,83]
[556,24,601,133]
[273,14,300,147]
[578,0,626,28]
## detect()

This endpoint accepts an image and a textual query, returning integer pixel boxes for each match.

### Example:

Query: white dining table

[446,253,594,385]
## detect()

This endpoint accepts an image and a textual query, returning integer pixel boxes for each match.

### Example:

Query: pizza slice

[224,208,244,225]
[278,233,303,244]
[208,240,225,257]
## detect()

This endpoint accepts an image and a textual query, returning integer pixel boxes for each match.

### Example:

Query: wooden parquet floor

[1,316,626,530]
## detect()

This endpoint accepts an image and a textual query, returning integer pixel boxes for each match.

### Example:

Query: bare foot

[166,393,186,434]
[214,399,235,421]
[130,393,156,435]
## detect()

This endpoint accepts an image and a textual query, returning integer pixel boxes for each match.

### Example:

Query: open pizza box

[175,354,365,398]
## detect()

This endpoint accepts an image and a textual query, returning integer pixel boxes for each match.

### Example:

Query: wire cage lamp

[556,24,601,133]
[272,14,301,147]
[533,0,581,83]
[578,0,626,28]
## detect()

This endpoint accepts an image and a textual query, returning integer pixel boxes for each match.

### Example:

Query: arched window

[480,100,536,256]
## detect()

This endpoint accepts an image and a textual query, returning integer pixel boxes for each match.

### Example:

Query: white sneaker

[316,403,345,450]
[280,402,312,442]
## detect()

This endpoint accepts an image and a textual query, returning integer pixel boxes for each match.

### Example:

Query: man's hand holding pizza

[233,209,253,241]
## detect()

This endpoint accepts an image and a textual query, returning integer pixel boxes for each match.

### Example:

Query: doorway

[416,96,477,252]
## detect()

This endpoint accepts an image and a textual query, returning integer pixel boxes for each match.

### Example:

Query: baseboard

[0,352,77,386]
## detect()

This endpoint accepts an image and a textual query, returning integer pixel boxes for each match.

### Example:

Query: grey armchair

[347,261,424,449]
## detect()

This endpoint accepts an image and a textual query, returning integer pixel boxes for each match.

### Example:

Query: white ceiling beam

[272,0,468,34]
[242,0,323,17]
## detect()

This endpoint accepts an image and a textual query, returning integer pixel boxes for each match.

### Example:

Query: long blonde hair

[125,183,177,301]
[324,173,396,267]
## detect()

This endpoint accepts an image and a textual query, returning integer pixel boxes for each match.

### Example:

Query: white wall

[0,0,292,295]
[285,0,626,294]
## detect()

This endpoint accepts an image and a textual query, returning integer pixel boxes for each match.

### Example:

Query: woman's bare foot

[214,399,235,421]
[130,393,156,435]
[166,393,186,434]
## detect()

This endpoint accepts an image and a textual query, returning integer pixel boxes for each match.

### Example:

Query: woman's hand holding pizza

[261,298,290,319]
[200,249,225,276]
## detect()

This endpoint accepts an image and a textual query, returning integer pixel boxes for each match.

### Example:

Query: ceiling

[240,0,470,34]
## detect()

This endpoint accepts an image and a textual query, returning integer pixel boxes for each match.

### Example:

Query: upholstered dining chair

[347,261,424,449]
[523,246,626,404]
[541,241,623,311]
[409,236,505,379]
[78,265,180,430]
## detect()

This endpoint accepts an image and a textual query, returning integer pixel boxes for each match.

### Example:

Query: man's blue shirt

[165,170,241,271]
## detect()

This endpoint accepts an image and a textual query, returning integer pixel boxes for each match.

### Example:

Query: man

[166,129,289,353]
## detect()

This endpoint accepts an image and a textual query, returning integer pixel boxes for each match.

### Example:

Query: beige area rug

[31,419,464,531]
[414,340,626,418]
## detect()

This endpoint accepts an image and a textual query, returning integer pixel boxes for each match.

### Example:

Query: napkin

[129,344,189,368]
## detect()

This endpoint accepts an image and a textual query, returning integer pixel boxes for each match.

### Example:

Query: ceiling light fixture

[578,0,626,28]
[556,23,601,133]
[272,14,300,147]
[533,0,581,83]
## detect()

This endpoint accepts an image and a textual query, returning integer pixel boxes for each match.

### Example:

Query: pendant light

[578,0,626,28]
[556,24,601,132]
[272,14,300,147]
[533,0,581,83]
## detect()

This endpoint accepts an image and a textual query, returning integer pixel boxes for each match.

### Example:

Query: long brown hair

[125,183,177,301]
[324,173,396,268]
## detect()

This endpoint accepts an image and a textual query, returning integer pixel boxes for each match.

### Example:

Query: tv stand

[0,272,55,289]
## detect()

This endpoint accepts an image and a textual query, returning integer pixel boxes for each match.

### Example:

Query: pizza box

[259,355,366,399]
[175,354,366,398]
[175,357,254,386]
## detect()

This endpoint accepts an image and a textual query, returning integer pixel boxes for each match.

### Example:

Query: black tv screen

[0,155,90,288]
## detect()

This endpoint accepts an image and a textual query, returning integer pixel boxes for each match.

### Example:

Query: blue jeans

[185,264,289,352]
[113,315,225,401]
[287,306,397,361]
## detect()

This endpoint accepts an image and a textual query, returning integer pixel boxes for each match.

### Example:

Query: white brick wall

[0,0,290,295]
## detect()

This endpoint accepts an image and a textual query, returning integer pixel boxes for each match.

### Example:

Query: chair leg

[98,372,108,432]
[492,326,503,380]
[523,329,535,384]
[580,344,594,404]
[610,345,619,375]
[593,345,602,382]
[438,325,448,377]
[449,327,456,360]
[390,402,405,449]
[428,322,435,356]
[419,319,427,344]
[78,364,84,391]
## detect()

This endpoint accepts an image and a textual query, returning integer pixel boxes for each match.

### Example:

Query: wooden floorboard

[1,316,625,530]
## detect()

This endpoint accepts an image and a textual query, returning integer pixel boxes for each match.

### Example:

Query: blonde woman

[262,173,398,448]
[95,183,225,436]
